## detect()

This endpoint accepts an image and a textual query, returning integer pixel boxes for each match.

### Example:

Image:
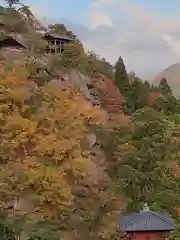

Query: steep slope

[153,63,180,97]
[92,72,126,115]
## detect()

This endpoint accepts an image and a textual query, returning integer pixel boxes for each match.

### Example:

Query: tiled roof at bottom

[119,211,177,232]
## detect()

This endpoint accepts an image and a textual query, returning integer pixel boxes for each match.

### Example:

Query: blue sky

[19,0,93,24]
[1,0,178,24]
[1,0,180,78]
[17,0,180,22]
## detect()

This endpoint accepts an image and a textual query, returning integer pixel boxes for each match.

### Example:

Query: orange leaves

[32,83,104,164]
[147,91,165,106]
[25,166,73,207]
[93,74,126,115]
[0,67,107,234]
[175,206,180,216]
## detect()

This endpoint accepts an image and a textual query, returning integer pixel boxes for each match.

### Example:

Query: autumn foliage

[0,67,108,239]
[147,91,165,106]
[93,73,126,114]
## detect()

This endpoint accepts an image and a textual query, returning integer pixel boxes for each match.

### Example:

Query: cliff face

[49,67,126,115]
[51,69,128,190]
[1,54,126,194]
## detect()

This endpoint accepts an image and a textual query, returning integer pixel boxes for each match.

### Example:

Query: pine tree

[159,77,172,96]
[114,56,130,96]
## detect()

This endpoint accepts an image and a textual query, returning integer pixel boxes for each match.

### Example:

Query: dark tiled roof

[8,33,28,48]
[44,32,73,41]
[119,211,177,232]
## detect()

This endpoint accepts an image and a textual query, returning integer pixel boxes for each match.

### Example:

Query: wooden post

[54,39,57,54]
[48,40,51,55]
[60,41,62,54]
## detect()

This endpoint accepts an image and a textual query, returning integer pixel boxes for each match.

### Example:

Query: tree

[114,107,180,212]
[61,40,86,70]
[48,24,67,35]
[114,56,130,96]
[128,77,150,111]
[1,3,42,33]
[48,24,76,38]
[4,0,24,8]
[0,225,15,240]
[159,77,172,96]
[18,6,42,29]
[0,66,105,239]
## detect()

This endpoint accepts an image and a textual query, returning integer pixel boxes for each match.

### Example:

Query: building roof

[43,32,74,41]
[0,33,27,49]
[119,207,177,232]
[9,33,28,48]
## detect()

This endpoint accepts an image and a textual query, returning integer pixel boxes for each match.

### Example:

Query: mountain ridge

[153,62,180,97]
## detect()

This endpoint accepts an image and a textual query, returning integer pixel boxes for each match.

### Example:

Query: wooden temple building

[0,30,74,55]
[42,32,74,54]
[119,204,177,240]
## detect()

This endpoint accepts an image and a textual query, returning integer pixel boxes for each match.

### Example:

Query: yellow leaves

[0,67,35,113]
[1,113,37,151]
[0,67,107,233]
[65,149,89,179]
[5,113,36,132]
[167,161,180,178]
[98,212,118,239]
[115,143,135,158]
[26,166,73,207]
[107,113,130,128]
[175,206,180,216]
[93,189,126,240]
[34,132,79,163]
[80,100,106,125]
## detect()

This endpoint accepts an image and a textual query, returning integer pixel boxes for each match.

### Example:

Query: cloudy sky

[2,0,180,79]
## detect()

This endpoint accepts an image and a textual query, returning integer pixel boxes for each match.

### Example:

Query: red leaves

[94,74,126,114]
[148,91,163,106]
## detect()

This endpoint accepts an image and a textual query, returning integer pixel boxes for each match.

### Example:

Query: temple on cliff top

[0,28,74,54]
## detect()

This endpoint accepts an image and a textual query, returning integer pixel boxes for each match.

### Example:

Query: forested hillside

[1,1,180,240]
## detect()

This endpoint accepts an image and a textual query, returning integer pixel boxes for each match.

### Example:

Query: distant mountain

[153,63,180,97]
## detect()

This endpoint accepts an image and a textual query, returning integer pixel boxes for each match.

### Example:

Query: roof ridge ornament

[141,203,150,212]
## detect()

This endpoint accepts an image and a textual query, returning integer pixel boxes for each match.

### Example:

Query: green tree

[159,77,172,96]
[48,24,76,38]
[128,76,150,111]
[114,56,130,96]
[18,6,42,30]
[61,40,86,70]
[4,0,21,7]
[108,107,180,213]
[0,7,28,34]
[0,225,15,240]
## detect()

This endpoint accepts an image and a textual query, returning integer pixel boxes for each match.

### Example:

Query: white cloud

[88,0,113,28]
[90,12,112,28]
[29,5,43,18]
[75,1,180,79]
[90,0,115,9]
[29,5,49,23]
[33,0,180,79]
[162,34,180,55]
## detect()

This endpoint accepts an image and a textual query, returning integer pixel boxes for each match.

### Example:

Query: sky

[2,0,180,79]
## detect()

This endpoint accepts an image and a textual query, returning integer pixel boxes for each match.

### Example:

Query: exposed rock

[68,70,100,106]
[86,133,97,149]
